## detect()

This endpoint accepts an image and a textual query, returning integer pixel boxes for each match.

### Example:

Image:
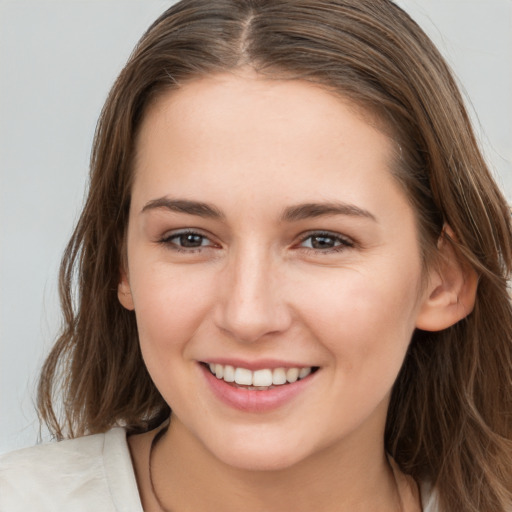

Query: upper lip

[200,358,316,371]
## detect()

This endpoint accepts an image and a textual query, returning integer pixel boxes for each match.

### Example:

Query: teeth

[234,367,253,386]
[223,365,235,383]
[207,363,314,387]
[272,368,287,385]
[299,367,311,379]
[286,367,299,383]
[253,369,273,387]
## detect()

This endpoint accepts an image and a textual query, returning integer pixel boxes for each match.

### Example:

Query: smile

[206,363,315,390]
[200,361,319,412]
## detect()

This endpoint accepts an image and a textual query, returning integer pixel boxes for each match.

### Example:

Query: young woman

[1,1,511,511]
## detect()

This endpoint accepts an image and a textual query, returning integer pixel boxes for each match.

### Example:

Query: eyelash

[296,231,354,254]
[159,229,217,253]
[159,229,354,254]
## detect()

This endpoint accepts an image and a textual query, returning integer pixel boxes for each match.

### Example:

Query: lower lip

[200,364,316,413]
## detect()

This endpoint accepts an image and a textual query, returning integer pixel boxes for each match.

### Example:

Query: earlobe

[118,270,135,311]
[415,227,478,332]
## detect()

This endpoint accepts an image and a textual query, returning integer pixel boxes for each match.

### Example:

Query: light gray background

[1,0,511,454]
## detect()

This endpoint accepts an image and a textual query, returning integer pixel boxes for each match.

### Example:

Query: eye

[298,231,354,252]
[160,230,216,251]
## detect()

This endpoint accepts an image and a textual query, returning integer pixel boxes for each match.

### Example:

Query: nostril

[214,300,293,344]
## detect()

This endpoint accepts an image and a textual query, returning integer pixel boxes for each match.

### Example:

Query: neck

[149,415,401,512]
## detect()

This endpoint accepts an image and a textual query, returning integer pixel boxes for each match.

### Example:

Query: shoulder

[0,428,142,512]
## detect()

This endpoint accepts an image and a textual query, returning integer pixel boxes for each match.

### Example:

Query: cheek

[297,264,422,369]
[129,264,219,407]
[129,262,216,355]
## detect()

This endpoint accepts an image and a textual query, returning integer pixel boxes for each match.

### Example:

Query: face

[120,73,431,471]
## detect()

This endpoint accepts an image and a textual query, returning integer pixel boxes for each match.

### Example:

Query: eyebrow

[141,198,224,219]
[141,197,376,223]
[280,202,376,222]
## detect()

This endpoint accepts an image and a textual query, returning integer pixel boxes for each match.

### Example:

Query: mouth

[201,362,319,391]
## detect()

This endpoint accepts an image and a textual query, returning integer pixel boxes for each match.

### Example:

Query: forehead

[135,73,396,173]
[140,71,389,141]
[130,73,411,222]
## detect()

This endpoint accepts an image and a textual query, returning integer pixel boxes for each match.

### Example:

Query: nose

[214,244,292,343]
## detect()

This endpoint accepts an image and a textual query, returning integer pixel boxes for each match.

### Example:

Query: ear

[118,268,135,311]
[415,226,478,332]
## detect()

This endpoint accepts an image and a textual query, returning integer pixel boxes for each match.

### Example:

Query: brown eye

[161,230,214,250]
[309,235,337,249]
[299,232,353,251]
[176,233,206,248]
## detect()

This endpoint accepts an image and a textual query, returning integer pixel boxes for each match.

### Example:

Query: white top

[0,428,142,511]
[0,428,439,511]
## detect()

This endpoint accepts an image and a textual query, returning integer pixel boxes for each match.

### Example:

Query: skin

[120,72,471,511]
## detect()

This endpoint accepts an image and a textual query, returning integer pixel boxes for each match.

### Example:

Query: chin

[207,435,310,472]
[221,452,303,472]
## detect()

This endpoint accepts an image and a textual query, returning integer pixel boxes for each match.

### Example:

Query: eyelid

[156,228,354,254]
[295,230,355,251]
[158,228,220,251]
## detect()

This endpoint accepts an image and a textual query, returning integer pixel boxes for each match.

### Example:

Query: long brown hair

[38,1,512,510]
